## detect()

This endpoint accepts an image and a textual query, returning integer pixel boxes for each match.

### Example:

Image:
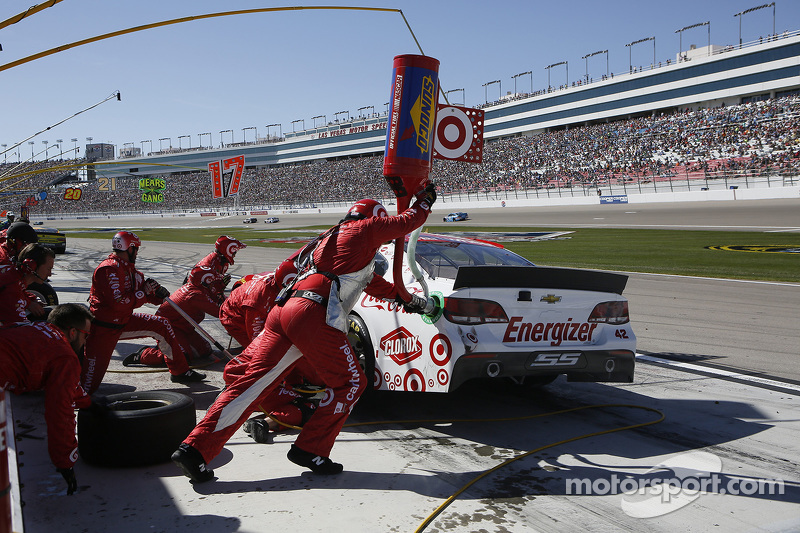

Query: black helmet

[7,222,38,245]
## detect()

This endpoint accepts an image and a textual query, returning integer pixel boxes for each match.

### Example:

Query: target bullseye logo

[435,106,473,159]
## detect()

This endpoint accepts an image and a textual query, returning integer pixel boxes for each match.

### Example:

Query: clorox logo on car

[380,327,423,365]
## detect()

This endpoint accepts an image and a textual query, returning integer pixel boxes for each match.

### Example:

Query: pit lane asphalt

[10,199,800,532]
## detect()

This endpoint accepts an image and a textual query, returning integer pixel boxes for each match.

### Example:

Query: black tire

[347,314,376,394]
[78,391,196,467]
[27,281,59,306]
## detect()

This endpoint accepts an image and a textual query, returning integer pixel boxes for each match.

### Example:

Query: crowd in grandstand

[1,94,798,215]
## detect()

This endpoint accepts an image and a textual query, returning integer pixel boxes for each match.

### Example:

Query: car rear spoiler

[452,266,628,295]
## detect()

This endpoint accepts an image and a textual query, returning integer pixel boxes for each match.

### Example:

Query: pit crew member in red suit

[187,235,245,290]
[0,221,39,266]
[173,186,436,483]
[124,265,226,367]
[218,252,324,443]
[0,303,94,495]
[219,253,299,350]
[81,231,205,394]
[0,243,53,325]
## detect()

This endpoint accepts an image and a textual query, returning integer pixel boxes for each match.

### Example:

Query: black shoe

[171,443,214,483]
[243,418,273,444]
[287,444,343,475]
[171,369,206,383]
[122,347,145,367]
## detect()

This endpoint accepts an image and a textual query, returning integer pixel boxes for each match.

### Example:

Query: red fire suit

[138,283,221,366]
[184,201,429,463]
[219,273,280,349]
[0,263,30,325]
[81,253,189,394]
[0,322,90,469]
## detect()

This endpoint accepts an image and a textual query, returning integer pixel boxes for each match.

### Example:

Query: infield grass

[69,224,800,283]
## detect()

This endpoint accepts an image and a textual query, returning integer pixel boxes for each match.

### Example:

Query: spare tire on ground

[78,391,195,467]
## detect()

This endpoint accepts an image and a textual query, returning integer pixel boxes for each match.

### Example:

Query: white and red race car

[347,233,635,393]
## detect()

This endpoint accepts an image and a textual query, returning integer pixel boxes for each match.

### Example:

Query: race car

[264,217,280,223]
[242,217,257,223]
[443,212,468,222]
[34,226,67,254]
[347,233,635,393]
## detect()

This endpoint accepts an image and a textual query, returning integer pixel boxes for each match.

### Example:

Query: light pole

[626,37,655,73]
[357,106,374,118]
[334,110,350,122]
[291,119,304,133]
[444,88,465,106]
[581,50,608,82]
[71,138,78,158]
[545,62,567,89]
[511,72,532,95]
[676,22,710,59]
[158,137,171,151]
[56,139,63,158]
[29,141,35,160]
[176,135,190,149]
[266,123,282,140]
[123,142,134,156]
[42,141,48,161]
[384,102,390,115]
[242,127,256,144]
[735,3,775,47]
[219,130,233,147]
[198,132,210,149]
[141,140,152,155]
[482,80,501,104]
[1,144,6,164]
[312,115,326,128]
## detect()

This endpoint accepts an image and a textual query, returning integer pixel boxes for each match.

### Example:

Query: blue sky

[1,0,797,160]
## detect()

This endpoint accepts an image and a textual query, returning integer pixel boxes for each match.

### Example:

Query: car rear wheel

[347,314,376,394]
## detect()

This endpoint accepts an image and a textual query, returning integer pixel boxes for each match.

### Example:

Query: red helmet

[345,199,387,221]
[112,231,141,251]
[215,236,246,264]
[273,257,298,287]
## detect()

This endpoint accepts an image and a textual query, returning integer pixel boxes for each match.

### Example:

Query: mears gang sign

[138,177,166,203]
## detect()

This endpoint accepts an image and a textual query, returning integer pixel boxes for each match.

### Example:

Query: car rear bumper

[451,349,635,390]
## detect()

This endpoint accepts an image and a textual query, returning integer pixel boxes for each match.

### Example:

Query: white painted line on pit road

[636,353,800,394]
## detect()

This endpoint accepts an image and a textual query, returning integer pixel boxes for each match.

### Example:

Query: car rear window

[412,240,532,279]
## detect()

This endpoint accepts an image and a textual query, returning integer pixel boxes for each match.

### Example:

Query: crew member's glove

[57,467,77,495]
[221,274,232,288]
[399,294,433,315]
[143,278,160,296]
[414,183,437,212]
[155,285,170,300]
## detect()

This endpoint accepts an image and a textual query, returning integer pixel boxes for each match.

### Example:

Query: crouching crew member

[81,231,204,394]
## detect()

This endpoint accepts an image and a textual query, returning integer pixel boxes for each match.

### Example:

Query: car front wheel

[347,314,376,394]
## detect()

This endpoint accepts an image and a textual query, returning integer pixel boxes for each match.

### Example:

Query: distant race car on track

[242,217,257,223]
[264,217,280,223]
[443,212,468,222]
[347,233,635,393]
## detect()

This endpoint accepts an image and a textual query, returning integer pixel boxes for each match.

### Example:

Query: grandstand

[2,30,799,216]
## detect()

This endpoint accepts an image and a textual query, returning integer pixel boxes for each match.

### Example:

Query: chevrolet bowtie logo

[540,294,562,304]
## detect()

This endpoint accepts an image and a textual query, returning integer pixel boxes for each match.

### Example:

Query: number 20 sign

[208,155,245,199]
